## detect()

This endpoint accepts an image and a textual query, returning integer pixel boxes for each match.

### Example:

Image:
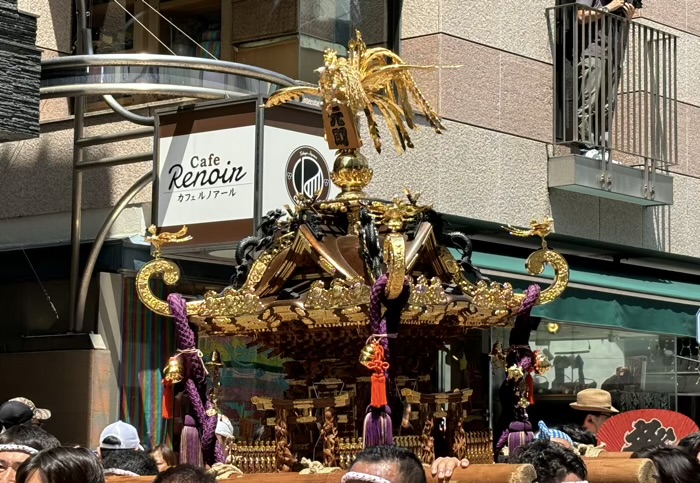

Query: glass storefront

[492,321,700,431]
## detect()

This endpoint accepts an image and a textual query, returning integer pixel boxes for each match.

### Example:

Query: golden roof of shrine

[135,31,570,343]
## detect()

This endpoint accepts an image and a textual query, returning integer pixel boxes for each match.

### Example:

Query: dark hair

[632,446,700,483]
[153,464,215,483]
[0,424,61,451]
[152,444,178,467]
[100,436,126,460]
[511,440,587,483]
[16,447,104,483]
[102,448,158,476]
[351,445,426,483]
[678,433,700,456]
[553,424,597,446]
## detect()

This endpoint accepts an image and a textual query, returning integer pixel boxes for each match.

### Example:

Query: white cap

[99,421,142,450]
[215,417,234,439]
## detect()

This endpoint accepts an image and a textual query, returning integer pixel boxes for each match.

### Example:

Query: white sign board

[157,125,257,227]
[261,125,340,214]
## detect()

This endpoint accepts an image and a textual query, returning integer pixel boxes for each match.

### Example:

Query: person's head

[102,451,158,476]
[569,389,618,435]
[151,445,177,473]
[581,412,611,434]
[7,399,51,428]
[98,421,141,460]
[15,447,104,483]
[102,448,158,477]
[344,445,426,483]
[0,425,60,483]
[511,440,587,483]
[632,446,700,483]
[153,464,215,483]
[678,432,700,461]
[536,421,574,449]
[214,417,234,450]
[0,403,33,433]
[553,424,597,446]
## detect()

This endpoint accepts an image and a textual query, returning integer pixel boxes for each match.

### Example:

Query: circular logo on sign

[285,146,331,200]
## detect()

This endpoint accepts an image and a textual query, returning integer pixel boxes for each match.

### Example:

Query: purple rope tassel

[168,294,223,465]
[495,285,541,456]
[362,275,409,448]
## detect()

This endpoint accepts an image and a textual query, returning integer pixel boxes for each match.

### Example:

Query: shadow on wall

[0,350,102,446]
[550,189,670,252]
[0,119,113,220]
[0,110,153,221]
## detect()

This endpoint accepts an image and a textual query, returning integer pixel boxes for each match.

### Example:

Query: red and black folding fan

[597,409,699,452]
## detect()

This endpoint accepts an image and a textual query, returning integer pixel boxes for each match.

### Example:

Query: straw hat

[569,389,619,415]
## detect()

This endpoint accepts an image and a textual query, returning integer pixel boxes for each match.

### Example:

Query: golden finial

[146,225,193,258]
[503,217,554,248]
[264,30,446,154]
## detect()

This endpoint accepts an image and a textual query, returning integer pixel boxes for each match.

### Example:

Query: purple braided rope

[169,294,222,465]
[517,284,541,316]
[370,275,389,352]
[168,294,207,387]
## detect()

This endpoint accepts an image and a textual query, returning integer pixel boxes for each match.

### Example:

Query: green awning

[454,250,699,338]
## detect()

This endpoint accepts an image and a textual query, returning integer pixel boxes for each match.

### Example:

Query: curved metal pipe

[41,83,249,100]
[41,53,297,87]
[102,95,155,126]
[74,170,153,332]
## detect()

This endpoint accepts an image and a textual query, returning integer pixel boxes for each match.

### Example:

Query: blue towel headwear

[537,420,575,446]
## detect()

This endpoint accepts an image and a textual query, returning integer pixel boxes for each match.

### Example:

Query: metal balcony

[546,3,677,206]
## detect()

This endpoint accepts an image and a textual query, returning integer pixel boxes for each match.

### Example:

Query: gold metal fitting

[163,356,184,384]
[359,344,377,367]
[331,150,373,199]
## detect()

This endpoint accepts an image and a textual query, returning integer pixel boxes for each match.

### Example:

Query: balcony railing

[547,3,677,171]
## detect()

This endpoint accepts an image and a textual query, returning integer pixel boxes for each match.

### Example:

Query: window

[86,0,401,75]
[491,323,681,432]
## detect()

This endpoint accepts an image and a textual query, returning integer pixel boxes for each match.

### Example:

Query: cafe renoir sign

[154,99,339,249]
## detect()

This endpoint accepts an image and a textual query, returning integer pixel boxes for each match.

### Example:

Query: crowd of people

[0,397,215,483]
[2,392,700,483]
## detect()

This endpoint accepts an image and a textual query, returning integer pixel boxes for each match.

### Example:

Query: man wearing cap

[570,388,619,434]
[0,424,60,483]
[215,415,234,451]
[8,398,51,428]
[0,402,33,433]
[99,420,143,460]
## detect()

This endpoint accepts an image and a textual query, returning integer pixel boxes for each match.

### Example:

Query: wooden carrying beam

[105,464,536,483]
[585,458,656,483]
[591,452,633,458]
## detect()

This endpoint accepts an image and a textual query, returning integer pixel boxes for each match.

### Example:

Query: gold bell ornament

[162,355,184,419]
[359,343,378,367]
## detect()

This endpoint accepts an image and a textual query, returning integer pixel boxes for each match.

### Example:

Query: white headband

[340,472,392,483]
[104,468,139,477]
[0,444,39,455]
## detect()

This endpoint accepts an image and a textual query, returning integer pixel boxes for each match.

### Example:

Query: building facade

[0,0,699,446]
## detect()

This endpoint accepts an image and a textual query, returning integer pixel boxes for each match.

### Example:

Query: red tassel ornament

[365,343,390,408]
[162,379,174,420]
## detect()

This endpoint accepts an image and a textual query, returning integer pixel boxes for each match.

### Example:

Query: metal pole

[74,171,153,332]
[69,0,91,332]
[76,127,154,148]
[102,95,155,126]
[70,96,85,333]
[75,152,153,170]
